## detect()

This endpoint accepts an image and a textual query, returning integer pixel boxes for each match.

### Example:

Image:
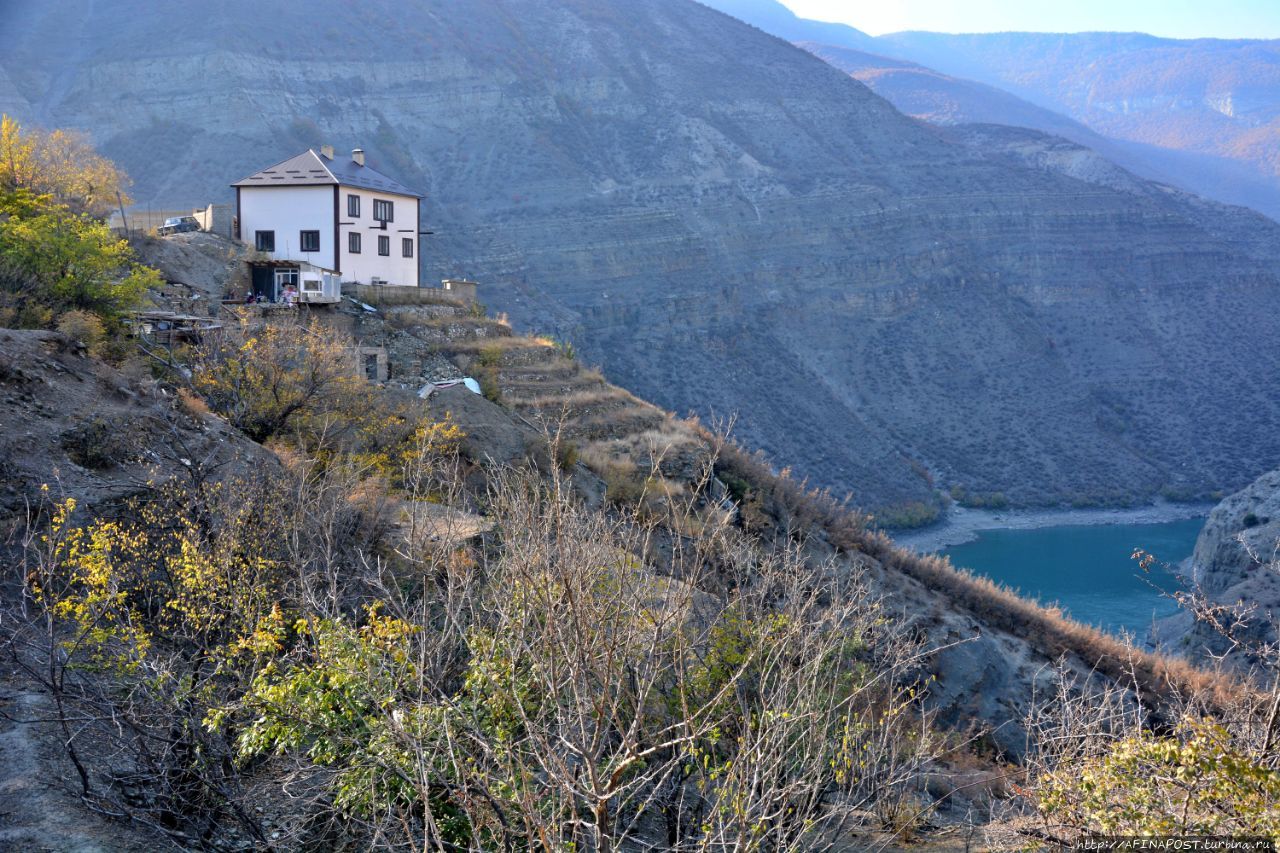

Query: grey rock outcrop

[6,0,1280,514]
[1153,470,1280,670]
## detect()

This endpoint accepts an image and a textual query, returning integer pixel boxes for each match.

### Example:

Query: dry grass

[861,535,1240,707]
[497,362,581,380]
[700,425,1242,710]
[579,442,626,475]
[516,386,632,411]
[445,335,553,354]
[573,404,667,433]
[416,315,511,332]
[579,421,705,476]
[709,433,870,546]
[177,387,211,418]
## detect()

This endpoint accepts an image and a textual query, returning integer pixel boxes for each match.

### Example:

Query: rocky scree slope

[7,0,1280,514]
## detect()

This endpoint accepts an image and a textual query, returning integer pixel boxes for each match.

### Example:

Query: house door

[251,266,273,300]
[274,268,299,302]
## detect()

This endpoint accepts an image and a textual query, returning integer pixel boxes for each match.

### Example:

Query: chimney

[352,148,365,167]
[320,144,334,160]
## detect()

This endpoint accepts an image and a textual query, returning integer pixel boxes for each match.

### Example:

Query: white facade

[337,186,421,287]
[238,185,337,271]
[234,150,421,287]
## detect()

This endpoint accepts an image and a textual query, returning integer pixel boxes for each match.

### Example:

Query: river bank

[893,501,1215,554]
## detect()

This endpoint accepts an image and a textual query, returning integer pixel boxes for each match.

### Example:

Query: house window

[378,235,390,256]
[347,194,360,217]
[300,230,320,252]
[254,230,275,252]
[349,232,361,254]
[373,199,394,222]
[402,238,414,258]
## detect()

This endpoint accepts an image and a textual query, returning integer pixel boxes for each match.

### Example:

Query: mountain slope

[688,0,876,50]
[700,0,1280,220]
[872,30,1280,181]
[5,0,1280,513]
[800,40,1280,220]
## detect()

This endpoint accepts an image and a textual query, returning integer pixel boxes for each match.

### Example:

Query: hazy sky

[781,0,1280,39]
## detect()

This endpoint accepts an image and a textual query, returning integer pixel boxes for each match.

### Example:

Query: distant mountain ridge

[693,0,876,49]
[702,0,1280,220]
[5,0,1280,515]
[874,30,1280,178]
[799,41,1280,220]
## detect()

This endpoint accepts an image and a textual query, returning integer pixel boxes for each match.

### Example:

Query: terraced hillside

[331,294,711,510]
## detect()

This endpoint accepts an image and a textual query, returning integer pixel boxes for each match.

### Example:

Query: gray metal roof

[232,149,422,198]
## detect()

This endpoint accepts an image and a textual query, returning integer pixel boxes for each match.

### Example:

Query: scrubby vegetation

[0,115,159,335]
[4,277,1279,848]
[8,323,943,850]
[874,499,944,531]
[1023,651,1280,843]
[697,425,1280,843]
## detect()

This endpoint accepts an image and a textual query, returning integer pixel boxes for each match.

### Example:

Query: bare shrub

[7,355,952,850]
[219,459,941,851]
[1017,542,1280,843]
[60,415,132,469]
[55,308,106,355]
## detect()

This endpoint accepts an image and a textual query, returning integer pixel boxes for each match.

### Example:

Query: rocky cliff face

[6,0,1280,514]
[1153,470,1280,670]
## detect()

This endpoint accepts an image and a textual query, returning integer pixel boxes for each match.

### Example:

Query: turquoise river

[941,518,1206,637]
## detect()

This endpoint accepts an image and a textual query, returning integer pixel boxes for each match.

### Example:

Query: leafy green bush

[555,439,578,471]
[478,368,502,404]
[950,487,1009,510]
[1037,720,1280,837]
[0,117,157,328]
[1,189,158,322]
[876,499,943,530]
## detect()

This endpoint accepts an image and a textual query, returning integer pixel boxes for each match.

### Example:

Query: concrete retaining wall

[344,281,478,307]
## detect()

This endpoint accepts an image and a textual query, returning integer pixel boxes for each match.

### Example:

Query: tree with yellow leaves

[193,316,379,444]
[1,114,130,217]
[0,116,156,327]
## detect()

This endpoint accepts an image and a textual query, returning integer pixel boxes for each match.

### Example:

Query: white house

[232,146,422,300]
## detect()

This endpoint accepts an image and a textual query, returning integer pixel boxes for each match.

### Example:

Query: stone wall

[194,204,234,239]
[345,282,475,308]
[442,279,479,304]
